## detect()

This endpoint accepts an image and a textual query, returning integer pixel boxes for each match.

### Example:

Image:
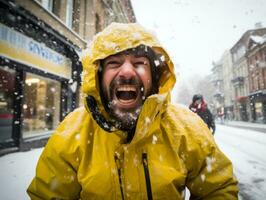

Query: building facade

[220,50,234,120]
[0,0,135,154]
[211,60,224,118]
[230,28,266,122]
[246,34,266,123]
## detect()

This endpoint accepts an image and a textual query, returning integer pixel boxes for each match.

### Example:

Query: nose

[117,59,136,79]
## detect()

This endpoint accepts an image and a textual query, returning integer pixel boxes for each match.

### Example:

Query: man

[27,23,238,199]
[189,94,216,134]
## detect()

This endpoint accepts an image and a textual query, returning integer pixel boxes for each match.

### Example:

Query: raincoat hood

[81,23,176,121]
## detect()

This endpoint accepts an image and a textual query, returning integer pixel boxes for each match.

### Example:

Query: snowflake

[200,174,206,182]
[75,134,80,140]
[136,66,145,75]
[154,60,160,66]
[152,135,158,144]
[206,156,215,172]
[160,55,165,62]
[145,117,151,124]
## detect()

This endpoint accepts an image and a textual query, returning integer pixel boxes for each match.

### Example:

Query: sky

[131,0,266,80]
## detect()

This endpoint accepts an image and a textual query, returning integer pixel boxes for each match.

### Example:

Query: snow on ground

[0,124,265,199]
[0,148,43,200]
[215,124,266,200]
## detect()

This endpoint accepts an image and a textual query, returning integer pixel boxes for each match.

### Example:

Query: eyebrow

[104,54,148,63]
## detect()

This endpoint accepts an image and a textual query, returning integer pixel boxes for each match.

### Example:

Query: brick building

[230,27,266,121]
[247,34,266,123]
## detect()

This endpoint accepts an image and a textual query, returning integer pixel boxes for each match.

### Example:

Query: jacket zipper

[142,153,153,200]
[114,154,125,200]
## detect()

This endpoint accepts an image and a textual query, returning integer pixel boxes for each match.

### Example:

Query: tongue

[117,91,137,101]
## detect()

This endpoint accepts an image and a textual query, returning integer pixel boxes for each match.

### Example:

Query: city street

[215,124,266,200]
[0,124,266,200]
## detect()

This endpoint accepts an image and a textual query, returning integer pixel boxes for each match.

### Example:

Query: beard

[101,77,151,132]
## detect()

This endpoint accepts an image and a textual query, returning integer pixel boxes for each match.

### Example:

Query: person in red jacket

[189,94,216,134]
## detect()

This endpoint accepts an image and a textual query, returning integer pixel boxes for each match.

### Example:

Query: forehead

[103,52,149,61]
[102,46,155,62]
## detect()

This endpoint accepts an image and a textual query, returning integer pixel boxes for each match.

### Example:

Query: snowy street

[0,124,266,200]
[215,125,266,200]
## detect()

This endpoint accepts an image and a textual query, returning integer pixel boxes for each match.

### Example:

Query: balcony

[231,76,244,86]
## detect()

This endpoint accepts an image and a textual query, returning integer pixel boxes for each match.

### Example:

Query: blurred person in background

[189,94,216,134]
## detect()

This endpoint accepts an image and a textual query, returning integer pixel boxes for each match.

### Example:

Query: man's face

[101,52,153,130]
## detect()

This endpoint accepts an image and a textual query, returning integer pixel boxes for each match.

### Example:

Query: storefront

[234,96,249,121]
[0,2,82,154]
[249,91,266,123]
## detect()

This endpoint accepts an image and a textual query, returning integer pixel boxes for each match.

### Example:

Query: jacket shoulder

[40,106,91,169]
[162,103,213,140]
[54,106,89,137]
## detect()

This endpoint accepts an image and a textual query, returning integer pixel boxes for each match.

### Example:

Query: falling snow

[160,55,165,62]
[70,81,77,93]
[206,156,215,173]
[154,60,160,66]
[136,66,145,75]
[145,117,151,124]
[200,174,206,182]
[152,135,158,144]
[75,134,80,140]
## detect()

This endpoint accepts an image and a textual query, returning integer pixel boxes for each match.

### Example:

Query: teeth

[117,86,137,92]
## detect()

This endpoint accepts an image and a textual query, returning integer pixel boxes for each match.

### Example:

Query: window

[0,67,15,142]
[22,73,60,137]
[95,14,101,33]
[41,0,54,12]
[66,0,74,28]
[52,0,61,17]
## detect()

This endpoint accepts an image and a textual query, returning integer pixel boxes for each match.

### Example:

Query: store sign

[0,23,71,79]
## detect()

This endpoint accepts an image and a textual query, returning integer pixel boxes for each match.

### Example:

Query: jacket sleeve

[184,119,238,199]
[170,105,238,199]
[27,134,81,200]
[186,146,238,200]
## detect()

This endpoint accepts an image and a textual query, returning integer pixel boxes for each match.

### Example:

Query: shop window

[22,73,60,137]
[0,67,15,142]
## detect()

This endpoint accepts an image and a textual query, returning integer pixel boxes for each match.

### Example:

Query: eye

[134,59,149,68]
[105,60,121,69]
[135,61,146,66]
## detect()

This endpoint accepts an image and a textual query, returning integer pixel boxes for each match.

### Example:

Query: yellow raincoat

[27,23,238,200]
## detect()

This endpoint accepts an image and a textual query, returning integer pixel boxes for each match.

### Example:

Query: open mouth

[115,85,139,104]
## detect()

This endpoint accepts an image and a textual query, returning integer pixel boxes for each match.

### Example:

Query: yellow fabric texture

[27,23,238,200]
